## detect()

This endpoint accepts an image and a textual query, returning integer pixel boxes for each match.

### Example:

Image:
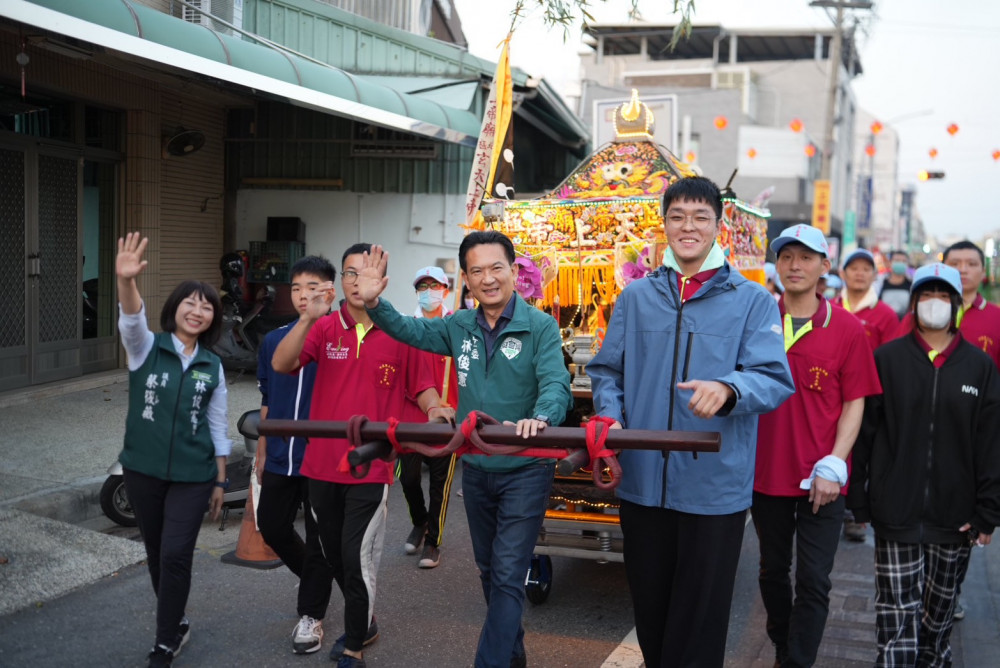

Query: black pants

[257,470,310,577]
[618,500,747,668]
[751,492,845,668]
[398,452,457,547]
[297,479,388,653]
[123,468,213,649]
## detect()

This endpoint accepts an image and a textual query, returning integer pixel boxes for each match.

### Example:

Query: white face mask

[917,298,952,330]
[417,288,445,312]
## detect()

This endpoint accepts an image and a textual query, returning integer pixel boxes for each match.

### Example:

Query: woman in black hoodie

[848,263,1000,667]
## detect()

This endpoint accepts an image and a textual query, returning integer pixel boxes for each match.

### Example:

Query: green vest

[120,332,222,482]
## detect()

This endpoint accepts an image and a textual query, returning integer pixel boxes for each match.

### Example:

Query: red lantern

[713,115,728,130]
[789,118,804,133]
[804,144,817,158]
[685,151,697,163]
[993,149,1000,161]
[865,144,876,158]
[870,121,884,135]
[929,147,938,159]
[947,123,959,136]
[747,148,758,159]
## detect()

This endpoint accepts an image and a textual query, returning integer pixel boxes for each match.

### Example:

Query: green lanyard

[783,313,813,352]
[956,302,970,329]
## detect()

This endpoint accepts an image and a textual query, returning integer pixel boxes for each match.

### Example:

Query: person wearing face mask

[879,250,912,318]
[836,249,901,351]
[847,263,1000,667]
[397,266,460,568]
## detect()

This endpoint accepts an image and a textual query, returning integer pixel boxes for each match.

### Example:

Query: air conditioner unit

[182,0,212,27]
[181,0,243,34]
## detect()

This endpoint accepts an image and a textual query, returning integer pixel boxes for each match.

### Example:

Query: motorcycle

[100,409,262,530]
[211,252,292,373]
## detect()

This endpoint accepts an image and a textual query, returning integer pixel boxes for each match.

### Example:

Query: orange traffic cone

[221,485,283,569]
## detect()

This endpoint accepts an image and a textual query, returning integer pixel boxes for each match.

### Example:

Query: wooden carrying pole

[259,419,720,473]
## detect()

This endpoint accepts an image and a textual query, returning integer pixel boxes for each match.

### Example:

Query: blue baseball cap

[911,263,962,296]
[822,273,843,290]
[842,248,875,269]
[770,224,830,257]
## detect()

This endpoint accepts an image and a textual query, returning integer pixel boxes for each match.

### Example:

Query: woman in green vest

[115,232,231,668]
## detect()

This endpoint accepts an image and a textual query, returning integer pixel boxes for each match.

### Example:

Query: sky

[451,0,1000,242]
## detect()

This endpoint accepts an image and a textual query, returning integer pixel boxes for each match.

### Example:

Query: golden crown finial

[621,89,641,122]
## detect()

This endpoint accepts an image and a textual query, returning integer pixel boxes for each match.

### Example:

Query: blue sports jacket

[257,322,317,476]
[588,263,794,514]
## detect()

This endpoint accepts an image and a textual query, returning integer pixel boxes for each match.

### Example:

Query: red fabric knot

[386,417,403,454]
[346,414,371,479]
[585,416,622,490]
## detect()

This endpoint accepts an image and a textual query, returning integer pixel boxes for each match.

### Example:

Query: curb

[8,481,105,525]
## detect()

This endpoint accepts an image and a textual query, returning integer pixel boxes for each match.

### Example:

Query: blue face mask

[892,262,908,276]
[417,289,445,312]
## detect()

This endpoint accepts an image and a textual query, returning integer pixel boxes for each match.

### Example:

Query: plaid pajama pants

[874,537,970,667]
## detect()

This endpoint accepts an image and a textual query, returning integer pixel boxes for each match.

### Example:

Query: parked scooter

[100,409,262,530]
[211,252,281,373]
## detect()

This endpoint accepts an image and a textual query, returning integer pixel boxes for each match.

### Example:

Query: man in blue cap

[754,224,882,668]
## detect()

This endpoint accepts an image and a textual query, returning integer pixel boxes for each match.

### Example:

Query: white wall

[235,190,466,308]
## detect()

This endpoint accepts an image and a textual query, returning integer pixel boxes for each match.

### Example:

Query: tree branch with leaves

[512,0,697,48]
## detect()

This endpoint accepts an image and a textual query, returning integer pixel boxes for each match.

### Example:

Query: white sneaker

[292,615,324,654]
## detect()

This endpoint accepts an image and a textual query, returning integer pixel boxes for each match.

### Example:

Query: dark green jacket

[368,294,572,472]
[120,332,221,482]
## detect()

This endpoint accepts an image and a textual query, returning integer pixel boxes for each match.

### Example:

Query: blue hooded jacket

[588,262,794,514]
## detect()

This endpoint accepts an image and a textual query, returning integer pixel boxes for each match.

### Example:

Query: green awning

[14,0,482,146]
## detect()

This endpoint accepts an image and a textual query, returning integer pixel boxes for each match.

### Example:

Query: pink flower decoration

[514,257,544,299]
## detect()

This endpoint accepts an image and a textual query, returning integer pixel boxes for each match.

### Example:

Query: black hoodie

[848,332,1000,543]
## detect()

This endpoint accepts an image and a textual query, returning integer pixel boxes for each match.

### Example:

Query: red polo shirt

[298,306,436,484]
[401,349,459,422]
[894,294,1000,368]
[677,268,720,303]
[833,296,900,351]
[913,331,962,368]
[755,296,882,496]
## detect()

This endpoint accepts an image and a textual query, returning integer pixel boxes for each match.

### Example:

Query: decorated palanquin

[479,90,770,333]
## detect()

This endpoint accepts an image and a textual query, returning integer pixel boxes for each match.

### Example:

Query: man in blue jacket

[588,176,795,668]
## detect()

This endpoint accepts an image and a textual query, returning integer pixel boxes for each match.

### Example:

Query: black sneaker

[404,524,426,555]
[418,543,440,569]
[175,617,190,657]
[147,644,174,668]
[329,617,379,661]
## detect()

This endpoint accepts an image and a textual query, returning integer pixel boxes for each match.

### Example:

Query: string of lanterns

[711,115,999,162]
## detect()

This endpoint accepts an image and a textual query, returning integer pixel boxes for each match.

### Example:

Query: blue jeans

[462,461,554,668]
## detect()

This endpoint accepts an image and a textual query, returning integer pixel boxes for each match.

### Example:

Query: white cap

[413,266,449,287]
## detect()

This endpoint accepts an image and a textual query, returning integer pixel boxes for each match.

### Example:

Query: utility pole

[808,0,872,238]
[810,0,872,180]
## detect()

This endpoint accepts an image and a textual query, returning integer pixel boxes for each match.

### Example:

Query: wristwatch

[534,415,550,425]
[214,478,230,490]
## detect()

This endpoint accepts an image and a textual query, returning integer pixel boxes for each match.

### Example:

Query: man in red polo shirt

[753,224,882,668]
[943,240,1000,621]
[835,248,900,351]
[272,243,448,667]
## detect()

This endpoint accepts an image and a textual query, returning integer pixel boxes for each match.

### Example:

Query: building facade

[0,0,587,391]
[579,23,864,254]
